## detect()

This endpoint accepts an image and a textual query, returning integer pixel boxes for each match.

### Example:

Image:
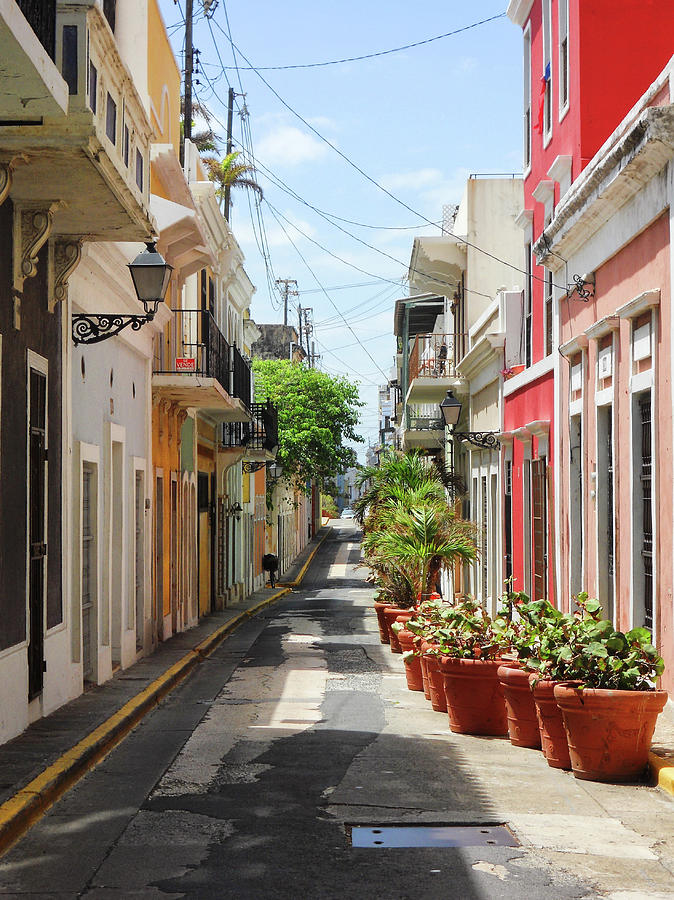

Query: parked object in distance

[341,508,355,519]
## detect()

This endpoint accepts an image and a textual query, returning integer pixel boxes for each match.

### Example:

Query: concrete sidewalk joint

[0,527,332,857]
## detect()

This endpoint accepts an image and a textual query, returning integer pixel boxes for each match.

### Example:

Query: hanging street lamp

[72,242,173,345]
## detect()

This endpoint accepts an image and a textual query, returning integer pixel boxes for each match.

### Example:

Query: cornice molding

[507,0,534,27]
[559,334,589,359]
[616,289,660,320]
[585,315,620,341]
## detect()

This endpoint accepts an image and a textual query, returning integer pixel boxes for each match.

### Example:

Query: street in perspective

[0,522,673,898]
[3,0,674,898]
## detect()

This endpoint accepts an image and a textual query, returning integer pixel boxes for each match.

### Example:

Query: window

[531,458,547,601]
[523,26,531,170]
[525,243,533,367]
[638,394,653,629]
[596,405,615,621]
[135,149,143,191]
[123,124,129,167]
[545,269,553,356]
[569,415,583,595]
[105,93,116,144]
[88,61,97,114]
[559,0,569,115]
[62,25,78,95]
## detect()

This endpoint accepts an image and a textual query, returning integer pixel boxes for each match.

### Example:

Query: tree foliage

[202,151,263,210]
[252,359,363,490]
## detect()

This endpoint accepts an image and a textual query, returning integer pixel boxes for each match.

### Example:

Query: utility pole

[298,303,303,352]
[183,0,193,158]
[302,307,313,357]
[275,278,297,327]
[223,86,235,222]
[311,340,321,369]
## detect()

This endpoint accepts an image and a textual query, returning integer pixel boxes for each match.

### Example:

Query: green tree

[202,151,263,211]
[252,359,363,490]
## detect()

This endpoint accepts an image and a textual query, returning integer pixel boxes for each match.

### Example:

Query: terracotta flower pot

[383,607,413,653]
[397,628,424,692]
[422,651,447,712]
[420,651,431,700]
[554,684,668,782]
[497,665,541,749]
[440,657,508,736]
[529,676,572,769]
[373,601,390,644]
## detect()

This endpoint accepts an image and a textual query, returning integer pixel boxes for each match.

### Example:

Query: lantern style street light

[439,389,500,450]
[72,242,173,345]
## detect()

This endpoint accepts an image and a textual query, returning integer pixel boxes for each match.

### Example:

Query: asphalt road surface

[1,521,673,898]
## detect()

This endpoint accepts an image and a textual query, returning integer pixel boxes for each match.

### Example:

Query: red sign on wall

[176,357,196,372]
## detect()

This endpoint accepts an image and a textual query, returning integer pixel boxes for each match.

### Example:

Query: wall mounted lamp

[439,390,500,450]
[567,272,595,302]
[72,242,173,345]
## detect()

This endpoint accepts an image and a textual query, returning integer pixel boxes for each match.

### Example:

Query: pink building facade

[537,62,674,692]
[504,0,674,641]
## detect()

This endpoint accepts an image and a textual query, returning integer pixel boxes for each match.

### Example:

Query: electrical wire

[213,13,507,71]
[209,13,570,295]
[265,205,391,383]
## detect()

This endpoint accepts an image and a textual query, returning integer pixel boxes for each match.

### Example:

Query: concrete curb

[0,528,332,856]
[649,750,674,797]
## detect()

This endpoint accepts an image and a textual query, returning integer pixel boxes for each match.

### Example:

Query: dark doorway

[28,368,47,700]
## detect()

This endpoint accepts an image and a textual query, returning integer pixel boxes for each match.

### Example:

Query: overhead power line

[209,14,570,295]
[215,13,507,70]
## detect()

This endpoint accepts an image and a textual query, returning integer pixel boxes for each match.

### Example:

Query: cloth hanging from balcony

[535,63,551,135]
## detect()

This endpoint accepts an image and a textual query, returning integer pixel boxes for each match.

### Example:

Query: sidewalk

[0,526,331,855]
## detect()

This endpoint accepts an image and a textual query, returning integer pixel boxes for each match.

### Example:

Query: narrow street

[1,522,673,899]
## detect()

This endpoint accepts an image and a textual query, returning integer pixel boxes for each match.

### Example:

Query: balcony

[152,310,251,422]
[0,0,154,241]
[406,333,465,405]
[222,401,279,461]
[401,404,445,451]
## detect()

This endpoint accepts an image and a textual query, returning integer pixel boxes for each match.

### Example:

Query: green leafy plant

[524,592,664,690]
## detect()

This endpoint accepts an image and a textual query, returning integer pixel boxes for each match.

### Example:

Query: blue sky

[158,1,523,460]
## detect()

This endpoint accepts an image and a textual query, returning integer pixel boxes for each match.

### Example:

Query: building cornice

[616,289,660,320]
[507,0,534,27]
[547,155,572,185]
[534,106,674,267]
[458,332,505,380]
[514,208,534,230]
[532,179,555,204]
[585,315,621,341]
[559,334,589,359]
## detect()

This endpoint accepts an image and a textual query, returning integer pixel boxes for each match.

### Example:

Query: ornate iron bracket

[72,313,154,345]
[243,461,266,473]
[567,273,595,302]
[452,431,500,450]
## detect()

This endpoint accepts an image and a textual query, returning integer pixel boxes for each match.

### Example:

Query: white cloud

[256,125,329,166]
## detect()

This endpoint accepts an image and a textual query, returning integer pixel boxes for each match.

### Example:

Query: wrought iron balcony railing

[231,344,252,409]
[153,309,230,392]
[222,401,279,452]
[409,333,462,381]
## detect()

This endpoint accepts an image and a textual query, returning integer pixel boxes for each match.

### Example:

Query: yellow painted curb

[0,534,329,856]
[649,750,674,797]
[279,526,332,588]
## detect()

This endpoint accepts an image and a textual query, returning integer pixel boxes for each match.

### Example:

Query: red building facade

[504,0,674,605]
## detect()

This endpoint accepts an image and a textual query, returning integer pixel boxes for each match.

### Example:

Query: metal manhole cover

[349,824,519,848]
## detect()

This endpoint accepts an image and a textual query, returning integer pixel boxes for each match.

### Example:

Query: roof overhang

[393,293,445,337]
[151,194,215,276]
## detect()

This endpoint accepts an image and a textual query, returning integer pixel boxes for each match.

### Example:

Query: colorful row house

[0,0,290,746]
[506,0,674,691]
[384,0,674,696]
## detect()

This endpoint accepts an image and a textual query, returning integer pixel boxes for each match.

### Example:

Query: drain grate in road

[349,824,519,848]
